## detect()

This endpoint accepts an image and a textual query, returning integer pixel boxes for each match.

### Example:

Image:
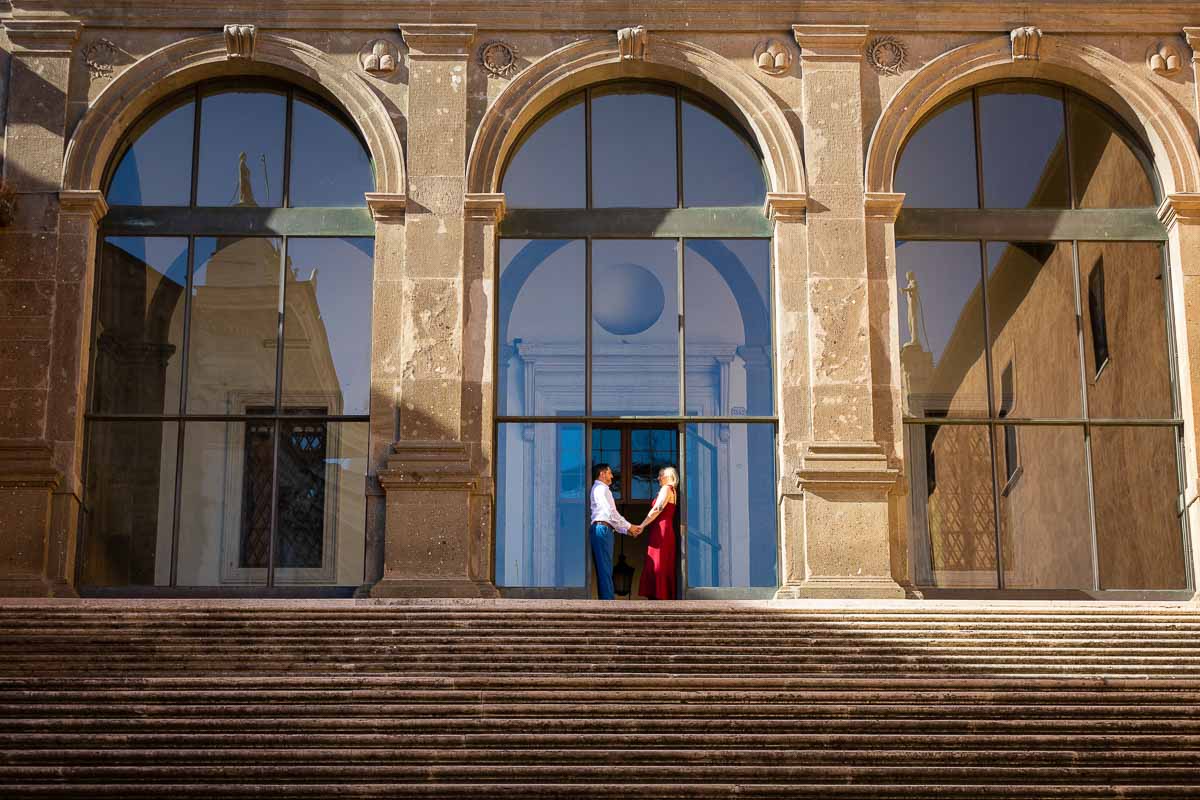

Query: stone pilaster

[779,25,903,598]
[1159,193,1200,600]
[1186,29,1199,153]
[372,25,497,597]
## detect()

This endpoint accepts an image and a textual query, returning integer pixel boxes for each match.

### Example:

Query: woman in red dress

[637,467,678,600]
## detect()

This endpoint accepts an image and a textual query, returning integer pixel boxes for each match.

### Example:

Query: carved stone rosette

[360,39,397,76]
[867,36,906,75]
[479,41,518,77]
[753,40,792,75]
[224,24,256,60]
[617,26,647,61]
[1010,26,1042,62]
[82,38,118,78]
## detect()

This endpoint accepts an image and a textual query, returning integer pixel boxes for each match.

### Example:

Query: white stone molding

[617,26,647,61]
[58,190,109,224]
[864,192,905,221]
[865,35,1200,198]
[753,40,792,76]
[792,24,870,62]
[463,192,507,223]
[365,192,407,223]
[62,32,406,198]
[2,16,82,55]
[1158,193,1200,229]
[223,24,256,60]
[400,24,477,59]
[466,35,805,198]
[1010,26,1042,62]
[764,192,807,222]
[360,39,398,76]
[1147,41,1184,77]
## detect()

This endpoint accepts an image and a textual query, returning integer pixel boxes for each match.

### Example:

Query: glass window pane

[186,237,282,414]
[591,427,623,501]
[591,88,677,208]
[681,100,765,207]
[685,240,772,416]
[502,95,586,209]
[895,94,979,208]
[288,98,373,207]
[986,242,1082,418]
[591,239,679,416]
[686,422,776,588]
[907,423,998,588]
[80,421,178,587]
[1069,96,1157,208]
[495,422,586,587]
[106,98,195,207]
[175,420,266,587]
[896,241,989,417]
[995,426,1092,589]
[499,239,585,416]
[630,428,677,500]
[1078,242,1173,418]
[273,421,367,585]
[978,85,1070,208]
[196,90,286,208]
[281,238,374,416]
[92,237,188,414]
[1093,426,1186,589]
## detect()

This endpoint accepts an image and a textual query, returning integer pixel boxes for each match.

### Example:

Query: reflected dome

[593,262,665,335]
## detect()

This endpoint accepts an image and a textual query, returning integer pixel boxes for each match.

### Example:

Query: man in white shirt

[590,463,641,600]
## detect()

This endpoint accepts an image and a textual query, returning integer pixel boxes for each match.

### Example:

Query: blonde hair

[659,466,679,488]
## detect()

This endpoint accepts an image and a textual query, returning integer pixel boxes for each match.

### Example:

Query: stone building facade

[1,0,1199,601]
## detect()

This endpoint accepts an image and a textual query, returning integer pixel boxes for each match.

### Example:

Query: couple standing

[589,463,678,600]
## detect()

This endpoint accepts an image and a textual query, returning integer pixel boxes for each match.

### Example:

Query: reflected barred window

[82,81,375,591]
[495,82,778,594]
[895,80,1187,592]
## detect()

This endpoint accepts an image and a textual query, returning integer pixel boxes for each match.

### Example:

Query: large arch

[865,34,1200,198]
[466,35,805,198]
[62,32,405,195]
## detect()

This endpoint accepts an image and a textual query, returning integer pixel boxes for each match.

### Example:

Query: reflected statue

[235,151,256,206]
[901,270,924,350]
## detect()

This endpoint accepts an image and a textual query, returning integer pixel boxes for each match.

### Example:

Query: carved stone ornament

[224,24,256,60]
[866,36,907,75]
[753,40,792,75]
[1147,42,1183,77]
[359,39,397,76]
[1010,26,1042,62]
[617,26,647,61]
[82,38,119,79]
[479,40,518,77]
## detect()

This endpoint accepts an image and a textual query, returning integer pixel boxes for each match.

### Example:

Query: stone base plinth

[370,578,498,598]
[775,576,908,600]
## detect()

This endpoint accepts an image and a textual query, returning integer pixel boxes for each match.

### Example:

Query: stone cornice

[2,16,81,53]
[1186,27,1199,60]
[379,440,484,492]
[1158,193,1200,229]
[0,443,61,489]
[463,192,506,223]
[864,191,905,221]
[58,190,108,224]
[765,192,808,223]
[400,24,477,59]
[792,441,900,494]
[793,24,869,61]
[9,2,1199,33]
[365,191,407,223]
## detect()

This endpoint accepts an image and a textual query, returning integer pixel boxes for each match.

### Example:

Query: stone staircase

[1,600,1199,798]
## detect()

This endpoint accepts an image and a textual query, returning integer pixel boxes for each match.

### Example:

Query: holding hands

[629,525,643,536]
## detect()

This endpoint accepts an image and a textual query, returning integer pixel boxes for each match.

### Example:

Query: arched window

[494,82,777,597]
[893,81,1187,593]
[82,81,376,591]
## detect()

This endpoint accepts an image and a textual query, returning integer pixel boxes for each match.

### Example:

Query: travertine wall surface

[0,0,1198,599]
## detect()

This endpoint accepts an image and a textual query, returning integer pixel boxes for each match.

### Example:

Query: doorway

[590,424,681,599]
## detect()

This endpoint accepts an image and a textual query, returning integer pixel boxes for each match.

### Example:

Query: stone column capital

[1186,28,1200,61]
[400,24,477,59]
[1158,193,1200,230]
[792,24,869,62]
[2,16,82,54]
[0,442,61,489]
[764,192,807,223]
[365,191,408,223]
[864,192,905,222]
[464,192,506,223]
[58,190,108,224]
